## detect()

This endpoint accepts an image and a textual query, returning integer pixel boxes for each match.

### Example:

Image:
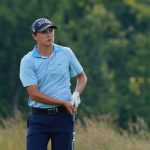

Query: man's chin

[45,42,53,47]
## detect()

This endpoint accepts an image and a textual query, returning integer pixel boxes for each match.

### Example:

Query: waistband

[31,106,66,115]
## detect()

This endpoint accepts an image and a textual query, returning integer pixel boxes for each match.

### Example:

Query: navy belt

[31,106,66,115]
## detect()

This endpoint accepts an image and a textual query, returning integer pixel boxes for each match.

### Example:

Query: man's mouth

[47,39,51,42]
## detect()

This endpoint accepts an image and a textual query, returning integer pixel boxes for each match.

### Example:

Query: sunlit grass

[75,117,150,150]
[0,117,26,150]
[0,115,150,150]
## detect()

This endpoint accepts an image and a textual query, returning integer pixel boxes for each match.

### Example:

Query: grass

[0,116,150,150]
[0,118,26,150]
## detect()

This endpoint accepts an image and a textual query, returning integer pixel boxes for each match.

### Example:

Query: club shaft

[72,112,76,150]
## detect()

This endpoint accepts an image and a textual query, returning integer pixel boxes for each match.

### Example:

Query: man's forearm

[31,91,65,106]
[27,85,76,114]
[74,71,87,94]
[27,85,65,106]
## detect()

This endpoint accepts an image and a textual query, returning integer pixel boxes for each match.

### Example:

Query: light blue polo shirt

[20,43,83,108]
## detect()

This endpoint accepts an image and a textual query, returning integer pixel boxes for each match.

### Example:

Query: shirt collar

[31,44,60,58]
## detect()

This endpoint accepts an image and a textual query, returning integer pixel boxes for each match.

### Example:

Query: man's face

[33,27,54,47]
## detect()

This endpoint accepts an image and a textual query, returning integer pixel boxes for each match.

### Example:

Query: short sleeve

[19,57,38,87]
[66,48,83,77]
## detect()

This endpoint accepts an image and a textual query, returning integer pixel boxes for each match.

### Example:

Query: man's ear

[32,33,37,41]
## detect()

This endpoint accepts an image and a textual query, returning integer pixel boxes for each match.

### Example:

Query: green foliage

[0,0,150,129]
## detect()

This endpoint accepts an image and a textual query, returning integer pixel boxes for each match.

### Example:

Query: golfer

[19,18,87,150]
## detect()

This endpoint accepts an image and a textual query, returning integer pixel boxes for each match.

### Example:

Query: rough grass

[0,116,150,150]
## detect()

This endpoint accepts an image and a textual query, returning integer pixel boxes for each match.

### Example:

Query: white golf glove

[71,91,81,107]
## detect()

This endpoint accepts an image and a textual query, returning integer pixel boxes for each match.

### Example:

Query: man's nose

[46,31,52,36]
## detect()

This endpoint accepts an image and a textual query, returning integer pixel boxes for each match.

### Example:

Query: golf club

[72,111,77,150]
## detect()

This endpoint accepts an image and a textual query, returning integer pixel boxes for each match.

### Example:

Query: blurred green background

[0,0,150,131]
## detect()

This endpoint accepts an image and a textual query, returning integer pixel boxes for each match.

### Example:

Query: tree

[0,0,150,129]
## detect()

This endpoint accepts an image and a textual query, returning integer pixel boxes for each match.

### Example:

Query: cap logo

[37,19,51,26]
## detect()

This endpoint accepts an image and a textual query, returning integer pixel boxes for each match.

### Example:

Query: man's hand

[63,101,76,114]
[71,91,81,107]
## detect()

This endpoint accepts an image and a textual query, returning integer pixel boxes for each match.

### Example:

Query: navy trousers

[26,110,73,150]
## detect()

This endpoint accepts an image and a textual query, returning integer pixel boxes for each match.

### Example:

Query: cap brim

[38,25,58,32]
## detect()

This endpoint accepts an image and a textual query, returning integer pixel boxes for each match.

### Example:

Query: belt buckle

[48,107,58,114]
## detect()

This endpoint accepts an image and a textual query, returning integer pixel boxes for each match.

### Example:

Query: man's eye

[41,30,47,34]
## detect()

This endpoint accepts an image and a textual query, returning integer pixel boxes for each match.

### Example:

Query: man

[19,18,87,150]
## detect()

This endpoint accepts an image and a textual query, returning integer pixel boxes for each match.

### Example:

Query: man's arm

[71,71,87,108]
[26,85,75,114]
[74,71,87,94]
